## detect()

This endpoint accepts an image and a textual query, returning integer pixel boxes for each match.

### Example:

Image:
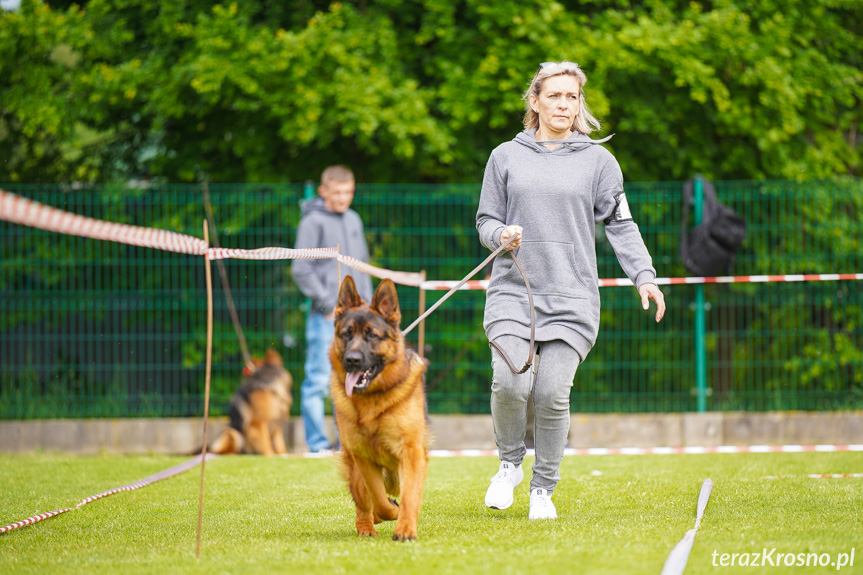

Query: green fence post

[302,180,315,324]
[693,176,707,412]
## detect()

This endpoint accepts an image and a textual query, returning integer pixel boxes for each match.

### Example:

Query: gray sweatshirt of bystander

[292,196,373,314]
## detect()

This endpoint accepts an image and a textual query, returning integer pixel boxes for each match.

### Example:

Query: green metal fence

[1,179,861,420]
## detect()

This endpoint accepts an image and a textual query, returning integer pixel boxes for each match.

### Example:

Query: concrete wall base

[1,411,860,454]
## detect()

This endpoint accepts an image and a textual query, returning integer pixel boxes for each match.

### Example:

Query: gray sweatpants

[490,335,579,495]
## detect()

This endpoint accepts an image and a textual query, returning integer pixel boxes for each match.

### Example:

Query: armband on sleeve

[604,192,633,224]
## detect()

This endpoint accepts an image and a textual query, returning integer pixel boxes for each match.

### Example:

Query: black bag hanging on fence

[680,177,747,277]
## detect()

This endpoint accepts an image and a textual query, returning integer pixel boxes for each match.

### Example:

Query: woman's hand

[638,283,666,322]
[500,225,523,250]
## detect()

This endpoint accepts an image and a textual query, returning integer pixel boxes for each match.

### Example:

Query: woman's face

[530,74,581,137]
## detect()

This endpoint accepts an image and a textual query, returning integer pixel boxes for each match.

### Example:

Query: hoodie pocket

[501,241,592,297]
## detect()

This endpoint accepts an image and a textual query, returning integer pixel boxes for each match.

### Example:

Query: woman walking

[476,61,666,519]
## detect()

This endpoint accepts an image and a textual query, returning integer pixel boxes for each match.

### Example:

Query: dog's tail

[210,427,245,454]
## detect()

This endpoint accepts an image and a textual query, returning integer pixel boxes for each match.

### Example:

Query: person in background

[292,165,373,453]
[476,61,666,519]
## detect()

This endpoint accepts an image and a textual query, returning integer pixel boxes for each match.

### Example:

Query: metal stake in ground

[196,220,215,558]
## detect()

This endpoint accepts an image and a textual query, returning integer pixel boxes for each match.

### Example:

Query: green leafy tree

[1,0,859,183]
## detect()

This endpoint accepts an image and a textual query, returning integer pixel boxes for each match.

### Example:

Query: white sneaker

[485,461,523,510]
[529,488,557,520]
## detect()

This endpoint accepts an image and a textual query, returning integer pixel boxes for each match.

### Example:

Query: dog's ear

[264,348,283,367]
[371,279,401,327]
[335,275,363,318]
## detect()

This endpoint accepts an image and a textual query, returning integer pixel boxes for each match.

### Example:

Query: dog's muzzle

[344,362,381,398]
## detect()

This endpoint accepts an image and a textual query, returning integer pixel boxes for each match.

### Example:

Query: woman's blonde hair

[522,61,601,135]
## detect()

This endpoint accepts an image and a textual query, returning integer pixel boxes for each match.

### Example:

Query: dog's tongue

[345,371,363,398]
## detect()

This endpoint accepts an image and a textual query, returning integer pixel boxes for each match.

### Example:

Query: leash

[402,235,535,375]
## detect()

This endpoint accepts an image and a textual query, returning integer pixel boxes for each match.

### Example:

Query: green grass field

[1,452,861,574]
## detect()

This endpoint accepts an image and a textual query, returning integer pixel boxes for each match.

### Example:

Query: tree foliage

[1,0,860,183]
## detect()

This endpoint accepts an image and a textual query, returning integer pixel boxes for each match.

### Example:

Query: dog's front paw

[356,519,380,537]
[392,527,417,541]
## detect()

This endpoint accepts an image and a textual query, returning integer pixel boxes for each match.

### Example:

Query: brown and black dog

[210,348,292,456]
[330,276,431,541]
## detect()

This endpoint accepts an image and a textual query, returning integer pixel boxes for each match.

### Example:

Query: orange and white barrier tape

[0,454,216,535]
[5,190,861,290]
[0,189,209,255]
[599,274,863,287]
[559,444,863,456]
[283,444,863,459]
[765,473,863,479]
[0,508,71,535]
[420,273,863,291]
[421,279,490,291]
[337,254,425,287]
[0,190,423,285]
[207,246,339,261]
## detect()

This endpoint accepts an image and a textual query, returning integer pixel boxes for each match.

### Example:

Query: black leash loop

[488,253,535,374]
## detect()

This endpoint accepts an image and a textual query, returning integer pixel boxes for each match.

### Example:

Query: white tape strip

[694,478,713,529]
[661,529,697,575]
[660,479,713,575]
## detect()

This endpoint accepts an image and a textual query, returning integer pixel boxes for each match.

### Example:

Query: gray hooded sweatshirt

[292,196,373,314]
[476,129,657,361]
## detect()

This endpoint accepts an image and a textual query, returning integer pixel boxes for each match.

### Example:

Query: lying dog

[330,276,431,541]
[210,348,293,456]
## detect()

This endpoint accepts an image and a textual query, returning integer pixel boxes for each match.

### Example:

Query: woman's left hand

[638,283,666,322]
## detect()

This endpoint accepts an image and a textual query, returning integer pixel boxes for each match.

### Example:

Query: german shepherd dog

[330,276,431,541]
[210,349,293,456]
